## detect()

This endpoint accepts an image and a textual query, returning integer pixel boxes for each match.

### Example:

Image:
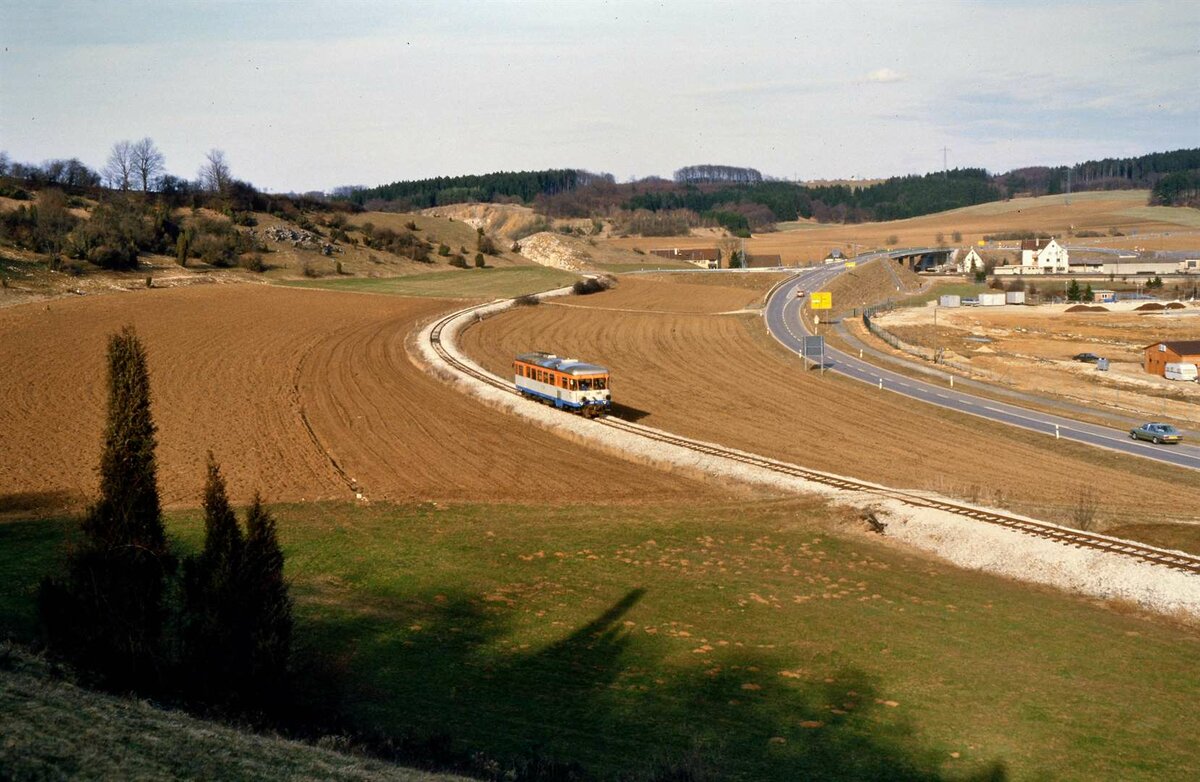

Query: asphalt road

[764,260,1200,471]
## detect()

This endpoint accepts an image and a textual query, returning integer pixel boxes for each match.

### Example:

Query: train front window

[594,378,607,390]
[578,380,591,391]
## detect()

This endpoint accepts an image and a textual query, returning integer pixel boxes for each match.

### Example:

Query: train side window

[569,379,577,390]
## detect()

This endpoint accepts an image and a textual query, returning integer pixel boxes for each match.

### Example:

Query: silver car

[1129,423,1183,445]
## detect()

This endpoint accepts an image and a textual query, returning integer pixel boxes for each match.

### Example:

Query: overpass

[880,246,954,271]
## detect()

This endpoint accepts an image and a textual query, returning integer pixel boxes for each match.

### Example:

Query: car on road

[795,289,807,298]
[1129,422,1183,444]
[1072,352,1101,363]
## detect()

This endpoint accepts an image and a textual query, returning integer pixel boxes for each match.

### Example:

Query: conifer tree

[181,453,246,704]
[242,493,292,699]
[39,326,173,690]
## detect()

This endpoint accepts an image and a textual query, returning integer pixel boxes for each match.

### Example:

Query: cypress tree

[38,326,173,690]
[181,453,246,705]
[242,493,292,701]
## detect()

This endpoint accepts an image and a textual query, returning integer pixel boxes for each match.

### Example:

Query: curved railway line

[427,301,1200,577]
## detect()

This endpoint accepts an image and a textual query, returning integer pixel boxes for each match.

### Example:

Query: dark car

[1129,423,1183,445]
[1072,352,1101,363]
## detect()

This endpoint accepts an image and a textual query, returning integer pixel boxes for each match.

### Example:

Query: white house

[957,247,985,274]
[1019,238,1069,274]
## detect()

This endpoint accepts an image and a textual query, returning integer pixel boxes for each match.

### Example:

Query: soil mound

[1167,301,1186,309]
[1135,302,1165,311]
[1065,304,1108,312]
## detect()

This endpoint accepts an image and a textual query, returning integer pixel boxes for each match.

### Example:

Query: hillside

[0,644,465,781]
[604,190,1200,264]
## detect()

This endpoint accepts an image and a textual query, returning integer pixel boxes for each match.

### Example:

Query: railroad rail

[427,304,1200,577]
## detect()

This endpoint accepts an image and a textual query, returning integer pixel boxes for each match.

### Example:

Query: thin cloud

[866,68,904,83]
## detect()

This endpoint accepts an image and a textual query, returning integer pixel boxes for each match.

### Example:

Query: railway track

[428,304,1200,577]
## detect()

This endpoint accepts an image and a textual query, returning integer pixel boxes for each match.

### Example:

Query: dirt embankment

[461,276,1200,530]
[0,285,718,516]
[824,258,923,317]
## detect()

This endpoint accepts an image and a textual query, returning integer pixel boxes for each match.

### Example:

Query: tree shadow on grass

[293,586,1008,781]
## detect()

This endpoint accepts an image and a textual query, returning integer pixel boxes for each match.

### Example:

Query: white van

[1164,362,1199,381]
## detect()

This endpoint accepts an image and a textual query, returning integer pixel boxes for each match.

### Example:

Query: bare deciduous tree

[198,148,231,194]
[131,138,165,192]
[104,140,135,191]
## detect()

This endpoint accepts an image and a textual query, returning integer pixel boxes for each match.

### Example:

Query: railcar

[513,352,611,417]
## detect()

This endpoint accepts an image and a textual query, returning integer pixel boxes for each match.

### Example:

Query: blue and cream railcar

[513,352,611,417]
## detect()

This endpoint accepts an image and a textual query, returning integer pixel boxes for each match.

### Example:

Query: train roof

[515,352,608,376]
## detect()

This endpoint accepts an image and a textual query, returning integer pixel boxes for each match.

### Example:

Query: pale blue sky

[1,0,1197,192]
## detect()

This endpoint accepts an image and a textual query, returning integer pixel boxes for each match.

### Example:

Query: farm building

[1019,238,1069,274]
[649,247,720,269]
[1092,289,1118,303]
[1143,340,1200,377]
[957,247,985,274]
[824,249,846,264]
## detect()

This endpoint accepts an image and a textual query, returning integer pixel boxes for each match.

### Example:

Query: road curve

[764,260,1200,471]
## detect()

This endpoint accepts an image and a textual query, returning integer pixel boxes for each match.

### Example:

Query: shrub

[301,260,321,278]
[474,252,485,268]
[886,235,899,245]
[335,259,345,275]
[449,254,468,269]
[145,275,152,288]
[438,243,450,256]
[513,293,539,307]
[241,254,267,273]
[404,220,418,231]
[510,242,521,253]
[175,231,191,266]
[632,246,644,254]
[572,276,613,295]
[476,227,498,255]
[230,211,257,227]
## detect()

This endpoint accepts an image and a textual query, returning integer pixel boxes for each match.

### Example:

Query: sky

[1,0,1197,193]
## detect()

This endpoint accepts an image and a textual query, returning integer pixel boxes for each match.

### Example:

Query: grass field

[4,501,1199,781]
[0,644,460,782]
[283,266,579,299]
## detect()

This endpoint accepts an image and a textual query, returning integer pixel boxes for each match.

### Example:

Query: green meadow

[3,499,1198,780]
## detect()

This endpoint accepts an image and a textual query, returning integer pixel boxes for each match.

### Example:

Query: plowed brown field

[462,278,1200,529]
[0,285,715,515]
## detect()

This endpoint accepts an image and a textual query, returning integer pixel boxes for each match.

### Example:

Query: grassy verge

[282,266,579,299]
[4,500,1198,780]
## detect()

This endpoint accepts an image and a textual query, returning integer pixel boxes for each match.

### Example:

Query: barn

[1143,340,1200,377]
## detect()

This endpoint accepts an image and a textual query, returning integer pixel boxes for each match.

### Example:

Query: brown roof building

[1143,340,1200,376]
[649,247,721,265]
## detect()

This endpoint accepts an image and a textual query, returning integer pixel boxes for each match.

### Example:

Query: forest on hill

[342,147,1199,234]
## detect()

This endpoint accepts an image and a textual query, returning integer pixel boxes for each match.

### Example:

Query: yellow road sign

[845,261,857,268]
[810,292,832,310]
